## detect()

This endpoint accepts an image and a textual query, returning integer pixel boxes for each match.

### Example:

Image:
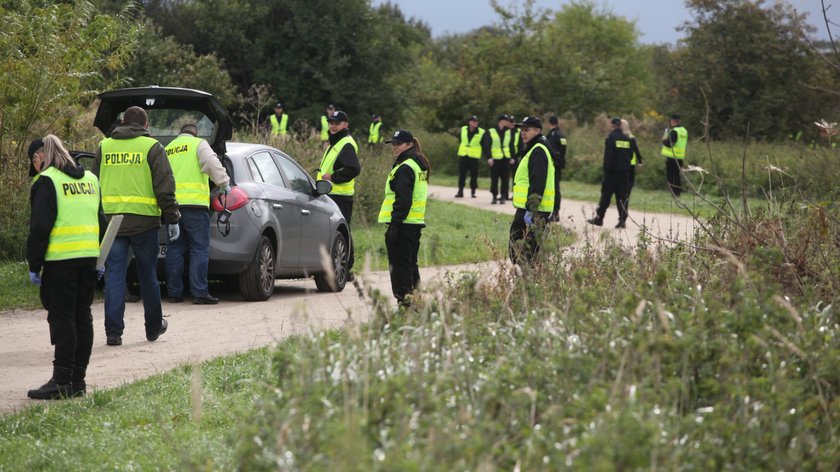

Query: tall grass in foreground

[238,199,839,470]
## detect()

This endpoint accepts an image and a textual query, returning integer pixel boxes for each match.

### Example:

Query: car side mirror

[315,179,333,195]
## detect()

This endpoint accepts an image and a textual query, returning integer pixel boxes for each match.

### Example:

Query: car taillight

[211,186,250,212]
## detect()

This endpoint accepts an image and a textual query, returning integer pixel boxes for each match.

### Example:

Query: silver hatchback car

[92,87,350,301]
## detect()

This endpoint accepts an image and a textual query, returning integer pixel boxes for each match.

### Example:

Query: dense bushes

[237,195,839,470]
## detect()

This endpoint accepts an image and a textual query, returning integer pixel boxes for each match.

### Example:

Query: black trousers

[329,194,355,271]
[489,159,510,199]
[40,258,96,374]
[666,158,683,196]
[457,156,479,195]
[385,224,422,304]
[596,172,630,223]
[552,169,562,219]
[509,208,550,265]
[627,166,636,210]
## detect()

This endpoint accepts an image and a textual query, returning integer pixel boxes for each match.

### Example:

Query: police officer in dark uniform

[26,135,105,400]
[509,116,555,266]
[546,115,567,221]
[486,114,511,204]
[587,117,633,229]
[378,130,430,307]
[317,110,361,276]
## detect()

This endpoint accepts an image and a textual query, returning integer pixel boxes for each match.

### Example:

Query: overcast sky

[373,0,830,44]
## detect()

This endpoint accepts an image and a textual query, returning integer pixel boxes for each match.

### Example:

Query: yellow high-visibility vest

[458,126,485,158]
[369,121,382,143]
[512,143,555,212]
[38,167,100,261]
[99,136,160,216]
[320,115,330,141]
[270,114,288,135]
[660,126,687,159]
[378,158,428,224]
[317,135,359,196]
[488,128,504,159]
[165,135,210,207]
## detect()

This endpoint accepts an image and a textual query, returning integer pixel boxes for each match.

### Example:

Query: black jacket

[388,148,428,226]
[546,127,567,170]
[92,123,180,236]
[603,129,633,174]
[520,134,551,212]
[325,129,361,184]
[27,164,107,273]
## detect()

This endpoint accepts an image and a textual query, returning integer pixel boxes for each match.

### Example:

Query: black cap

[327,104,335,110]
[371,114,380,120]
[28,138,44,159]
[516,116,542,129]
[549,116,559,125]
[670,114,681,120]
[497,114,508,122]
[467,115,478,122]
[385,129,414,144]
[610,117,621,125]
[506,114,515,122]
[327,110,349,122]
[275,102,283,108]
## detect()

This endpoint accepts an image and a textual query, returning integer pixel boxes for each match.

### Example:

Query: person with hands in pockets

[508,116,555,266]
[26,135,106,400]
[164,123,230,305]
[378,130,430,308]
[92,106,180,347]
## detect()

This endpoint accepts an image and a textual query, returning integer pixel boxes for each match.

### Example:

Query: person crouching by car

[378,130,430,308]
[26,135,105,400]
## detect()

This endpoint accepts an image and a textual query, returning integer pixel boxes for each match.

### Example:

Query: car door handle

[300,209,311,215]
[272,203,283,209]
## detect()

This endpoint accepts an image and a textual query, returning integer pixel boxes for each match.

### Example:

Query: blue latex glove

[168,223,180,242]
[222,184,231,195]
[524,211,534,226]
[97,267,105,280]
[29,271,41,286]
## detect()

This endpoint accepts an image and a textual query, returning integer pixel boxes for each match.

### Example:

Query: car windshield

[117,109,215,147]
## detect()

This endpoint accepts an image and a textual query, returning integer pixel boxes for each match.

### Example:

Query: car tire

[239,235,275,301]
[314,232,348,293]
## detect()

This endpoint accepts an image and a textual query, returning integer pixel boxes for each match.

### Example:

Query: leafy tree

[0,0,140,168]
[118,19,239,107]
[670,0,838,139]
[140,0,430,128]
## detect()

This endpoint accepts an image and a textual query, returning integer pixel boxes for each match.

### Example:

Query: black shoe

[125,292,140,303]
[167,295,184,303]
[471,193,477,198]
[491,198,497,204]
[615,221,626,229]
[498,198,507,204]
[147,319,168,342]
[27,378,72,400]
[455,192,464,198]
[192,294,219,305]
[587,217,604,227]
[106,335,122,346]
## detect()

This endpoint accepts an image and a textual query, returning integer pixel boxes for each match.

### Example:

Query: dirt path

[0,186,696,415]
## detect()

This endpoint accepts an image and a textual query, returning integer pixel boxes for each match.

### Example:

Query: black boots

[28,365,88,400]
[587,216,604,226]
[27,366,80,400]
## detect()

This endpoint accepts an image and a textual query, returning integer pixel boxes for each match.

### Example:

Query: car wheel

[239,235,275,301]
[314,232,348,293]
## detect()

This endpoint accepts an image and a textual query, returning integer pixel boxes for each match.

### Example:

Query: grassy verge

[430,173,767,218]
[353,198,574,271]
[0,348,274,470]
[0,262,42,311]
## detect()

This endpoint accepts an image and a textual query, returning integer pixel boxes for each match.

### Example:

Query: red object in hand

[211,186,250,212]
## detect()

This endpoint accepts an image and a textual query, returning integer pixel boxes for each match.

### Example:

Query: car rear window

[116,109,216,147]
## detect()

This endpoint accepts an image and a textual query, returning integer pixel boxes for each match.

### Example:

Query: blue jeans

[165,207,211,298]
[104,227,163,339]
